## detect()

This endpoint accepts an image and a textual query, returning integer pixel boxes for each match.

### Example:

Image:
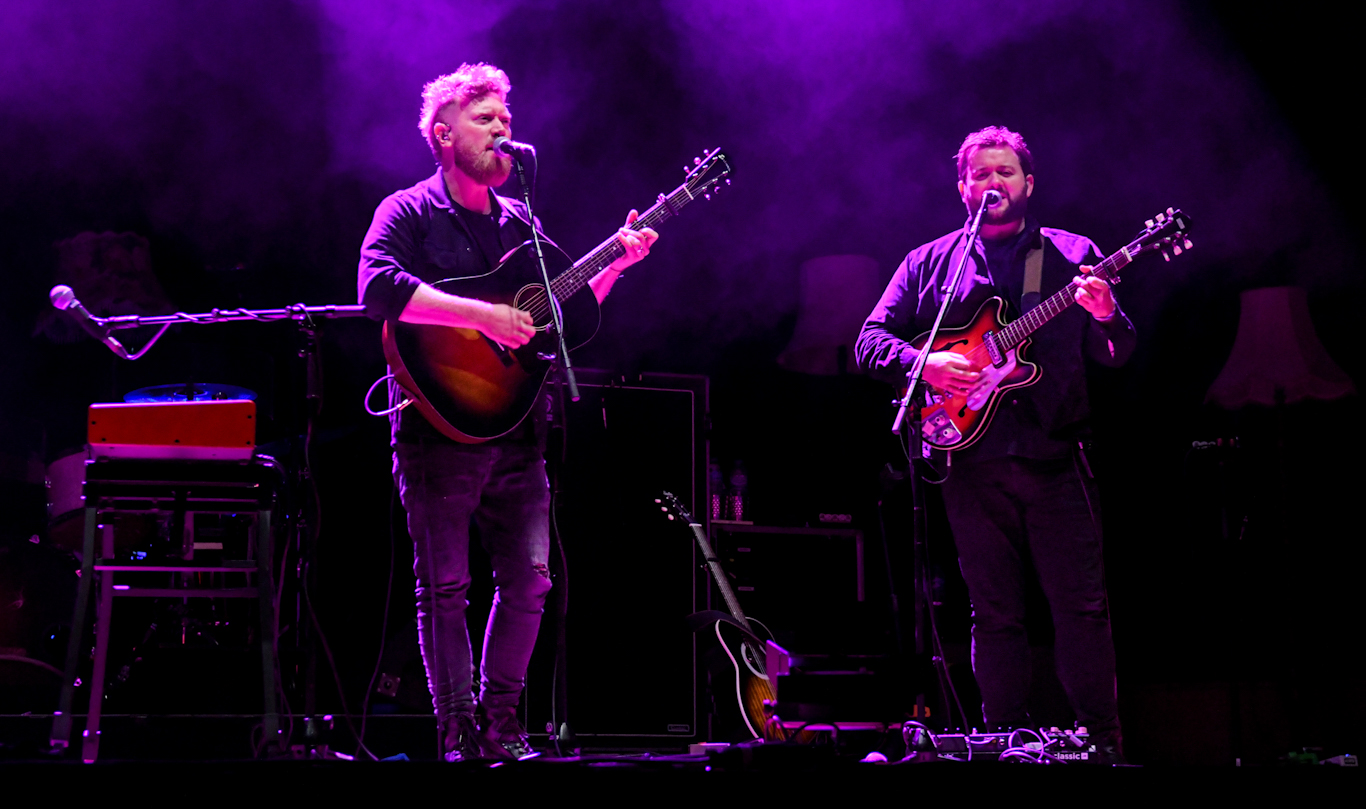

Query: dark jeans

[393,440,553,722]
[941,453,1119,737]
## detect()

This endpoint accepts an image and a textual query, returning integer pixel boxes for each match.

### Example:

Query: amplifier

[708,524,868,653]
[773,652,899,723]
[88,400,256,460]
[523,370,707,742]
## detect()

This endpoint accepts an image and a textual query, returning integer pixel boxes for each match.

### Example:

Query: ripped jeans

[393,439,553,721]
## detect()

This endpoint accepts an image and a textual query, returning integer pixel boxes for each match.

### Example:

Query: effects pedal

[905,724,1098,763]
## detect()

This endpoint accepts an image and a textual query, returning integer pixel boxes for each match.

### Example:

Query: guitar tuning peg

[695,156,703,165]
[1162,250,1172,262]
[1145,219,1155,228]
[725,179,731,186]
[1172,244,1182,255]
[1184,238,1193,250]
[1167,207,1174,216]
[704,193,712,201]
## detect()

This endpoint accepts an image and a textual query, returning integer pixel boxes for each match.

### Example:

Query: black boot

[441,713,482,762]
[476,704,538,760]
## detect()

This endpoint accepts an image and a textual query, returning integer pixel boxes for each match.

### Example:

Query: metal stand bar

[98,304,369,331]
[256,509,280,752]
[81,523,116,762]
[50,507,99,751]
[49,460,283,761]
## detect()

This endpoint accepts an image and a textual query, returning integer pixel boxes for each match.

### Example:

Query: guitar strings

[998,251,1127,350]
[506,161,726,325]
[512,190,686,324]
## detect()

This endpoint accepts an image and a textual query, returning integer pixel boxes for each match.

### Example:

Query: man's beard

[453,145,511,187]
[983,191,1026,224]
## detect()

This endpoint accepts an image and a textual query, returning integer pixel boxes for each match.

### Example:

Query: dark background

[1,1,1359,764]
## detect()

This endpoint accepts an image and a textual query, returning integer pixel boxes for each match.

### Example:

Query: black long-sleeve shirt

[357,169,551,445]
[856,219,1136,461]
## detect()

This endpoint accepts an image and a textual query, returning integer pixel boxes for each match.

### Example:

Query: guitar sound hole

[514,284,553,329]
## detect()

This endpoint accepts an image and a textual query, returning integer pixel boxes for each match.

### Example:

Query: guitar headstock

[682,148,733,202]
[1129,207,1194,263]
[655,491,696,524]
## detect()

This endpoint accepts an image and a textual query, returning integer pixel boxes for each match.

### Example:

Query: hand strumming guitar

[920,351,980,397]
[398,283,537,348]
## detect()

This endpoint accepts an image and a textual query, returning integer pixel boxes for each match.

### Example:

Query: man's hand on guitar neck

[398,283,537,348]
[1072,267,1117,321]
[609,207,660,274]
[590,207,661,303]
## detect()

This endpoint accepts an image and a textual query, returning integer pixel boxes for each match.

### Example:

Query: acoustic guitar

[915,208,1192,451]
[383,149,733,443]
[655,491,786,742]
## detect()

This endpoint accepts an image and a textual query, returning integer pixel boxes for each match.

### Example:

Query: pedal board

[912,727,1098,762]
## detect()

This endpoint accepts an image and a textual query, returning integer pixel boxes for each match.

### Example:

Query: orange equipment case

[88,400,256,461]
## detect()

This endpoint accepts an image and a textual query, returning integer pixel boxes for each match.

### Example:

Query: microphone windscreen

[50,285,76,310]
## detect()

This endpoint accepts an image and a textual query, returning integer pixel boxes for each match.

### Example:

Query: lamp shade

[1205,286,1355,408]
[778,254,883,375]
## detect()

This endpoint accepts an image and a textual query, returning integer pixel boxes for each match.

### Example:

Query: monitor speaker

[523,370,707,743]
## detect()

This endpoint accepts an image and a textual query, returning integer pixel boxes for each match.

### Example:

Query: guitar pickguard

[965,347,1018,412]
[911,297,1039,451]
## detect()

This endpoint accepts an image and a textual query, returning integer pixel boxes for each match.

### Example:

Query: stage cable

[547,377,571,757]
[299,360,378,760]
[895,422,967,729]
[356,482,399,758]
[548,485,569,758]
[898,425,949,485]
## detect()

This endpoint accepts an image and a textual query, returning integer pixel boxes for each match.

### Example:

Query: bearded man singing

[358,63,657,761]
[857,126,1135,762]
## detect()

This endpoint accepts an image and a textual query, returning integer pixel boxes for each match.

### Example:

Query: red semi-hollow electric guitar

[914,208,1192,451]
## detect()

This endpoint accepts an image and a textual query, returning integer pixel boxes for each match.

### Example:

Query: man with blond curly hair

[358,63,657,762]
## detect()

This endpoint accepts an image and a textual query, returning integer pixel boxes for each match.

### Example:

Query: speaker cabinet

[524,370,707,743]
[709,524,874,654]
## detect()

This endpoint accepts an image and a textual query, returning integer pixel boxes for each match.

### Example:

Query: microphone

[49,285,129,359]
[983,190,1003,206]
[493,136,536,160]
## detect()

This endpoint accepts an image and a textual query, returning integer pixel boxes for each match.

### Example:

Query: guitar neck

[686,521,754,630]
[995,244,1132,350]
[547,182,697,300]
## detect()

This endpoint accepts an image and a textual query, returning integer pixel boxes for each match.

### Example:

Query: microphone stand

[79,302,371,360]
[510,149,579,403]
[889,197,993,728]
[508,147,576,749]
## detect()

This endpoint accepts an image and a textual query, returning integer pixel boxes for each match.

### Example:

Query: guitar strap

[1022,242,1045,314]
